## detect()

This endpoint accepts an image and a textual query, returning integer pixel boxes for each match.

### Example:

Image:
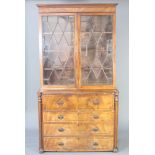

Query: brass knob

[93,115,99,119]
[93,142,98,146]
[57,100,64,106]
[93,99,100,105]
[58,115,64,120]
[58,142,64,146]
[58,127,65,132]
[92,127,99,132]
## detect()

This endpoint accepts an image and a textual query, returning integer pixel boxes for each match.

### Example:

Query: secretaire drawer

[43,112,78,122]
[43,123,78,136]
[79,122,114,135]
[78,95,114,110]
[42,95,77,110]
[78,111,114,122]
[78,137,114,151]
[43,137,78,151]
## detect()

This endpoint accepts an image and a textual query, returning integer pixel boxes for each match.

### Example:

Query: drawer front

[78,137,114,151]
[43,137,78,151]
[42,95,77,110]
[43,112,78,122]
[43,111,113,122]
[43,123,78,136]
[43,137,113,151]
[79,122,114,135]
[78,111,114,122]
[78,95,114,110]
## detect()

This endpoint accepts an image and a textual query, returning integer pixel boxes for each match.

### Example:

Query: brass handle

[92,127,99,132]
[93,99,100,105]
[93,142,98,146]
[58,115,64,120]
[57,100,64,106]
[93,115,99,119]
[58,127,65,132]
[58,142,64,146]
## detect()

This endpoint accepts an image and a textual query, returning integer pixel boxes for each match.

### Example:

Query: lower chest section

[39,93,117,152]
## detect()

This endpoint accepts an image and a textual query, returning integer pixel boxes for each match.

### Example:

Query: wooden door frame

[38,12,78,90]
[77,12,116,90]
[38,4,117,90]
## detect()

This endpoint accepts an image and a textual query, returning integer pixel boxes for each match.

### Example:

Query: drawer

[43,112,78,122]
[42,95,77,110]
[79,122,114,135]
[78,137,113,151]
[78,111,114,122]
[43,123,78,136]
[43,137,78,151]
[78,95,114,110]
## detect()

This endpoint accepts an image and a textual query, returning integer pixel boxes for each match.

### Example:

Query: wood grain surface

[37,4,118,152]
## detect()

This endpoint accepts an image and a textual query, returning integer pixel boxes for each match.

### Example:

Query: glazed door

[79,14,115,88]
[41,14,76,86]
[40,13,116,89]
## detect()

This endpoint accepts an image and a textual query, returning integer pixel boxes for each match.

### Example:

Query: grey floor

[26,126,128,155]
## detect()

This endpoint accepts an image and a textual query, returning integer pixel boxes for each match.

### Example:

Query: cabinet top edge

[37,89,119,95]
[37,4,118,8]
[37,4,117,13]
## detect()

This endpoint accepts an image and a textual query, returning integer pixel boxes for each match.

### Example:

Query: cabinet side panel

[38,92,43,152]
[114,90,118,151]
[39,15,44,87]
[112,14,116,87]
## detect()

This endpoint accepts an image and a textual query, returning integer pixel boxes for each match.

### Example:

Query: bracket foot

[39,148,44,153]
[113,147,118,152]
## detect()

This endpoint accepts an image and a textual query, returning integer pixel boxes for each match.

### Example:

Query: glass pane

[42,16,75,85]
[80,15,113,85]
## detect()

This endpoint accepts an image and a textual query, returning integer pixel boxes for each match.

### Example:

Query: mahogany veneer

[37,4,118,152]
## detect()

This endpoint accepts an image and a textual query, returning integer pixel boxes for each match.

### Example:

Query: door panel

[42,15,75,85]
[80,15,113,86]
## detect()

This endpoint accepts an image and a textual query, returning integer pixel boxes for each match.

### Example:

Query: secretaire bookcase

[37,4,119,152]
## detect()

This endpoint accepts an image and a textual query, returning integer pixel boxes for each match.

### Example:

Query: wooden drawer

[43,123,78,136]
[78,95,114,110]
[42,95,77,110]
[43,137,113,151]
[43,111,113,122]
[43,112,78,122]
[78,111,114,122]
[79,122,114,135]
[43,137,78,151]
[78,137,114,151]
